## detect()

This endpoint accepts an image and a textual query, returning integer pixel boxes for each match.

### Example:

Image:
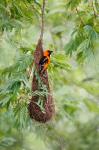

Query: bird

[39,50,53,74]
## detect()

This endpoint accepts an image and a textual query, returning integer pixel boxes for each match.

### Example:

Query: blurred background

[0,0,99,150]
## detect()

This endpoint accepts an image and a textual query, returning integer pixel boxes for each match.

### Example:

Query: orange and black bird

[39,50,53,74]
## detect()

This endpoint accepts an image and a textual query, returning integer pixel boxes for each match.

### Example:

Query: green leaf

[0,95,11,107]
[66,0,82,9]
[63,103,78,115]
[84,99,99,113]
[51,53,71,71]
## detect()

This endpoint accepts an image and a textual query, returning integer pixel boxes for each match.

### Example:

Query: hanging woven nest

[28,39,55,123]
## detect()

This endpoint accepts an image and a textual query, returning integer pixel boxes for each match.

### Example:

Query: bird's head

[44,50,53,56]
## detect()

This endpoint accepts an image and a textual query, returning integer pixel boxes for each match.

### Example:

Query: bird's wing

[39,56,48,65]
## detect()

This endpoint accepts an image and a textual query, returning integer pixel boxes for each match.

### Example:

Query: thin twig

[76,8,84,26]
[88,0,99,17]
[40,0,46,40]
[92,0,97,17]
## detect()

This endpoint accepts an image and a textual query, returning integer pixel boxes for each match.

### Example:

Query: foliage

[65,0,99,63]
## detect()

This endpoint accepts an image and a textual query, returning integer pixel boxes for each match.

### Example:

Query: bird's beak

[50,51,53,54]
